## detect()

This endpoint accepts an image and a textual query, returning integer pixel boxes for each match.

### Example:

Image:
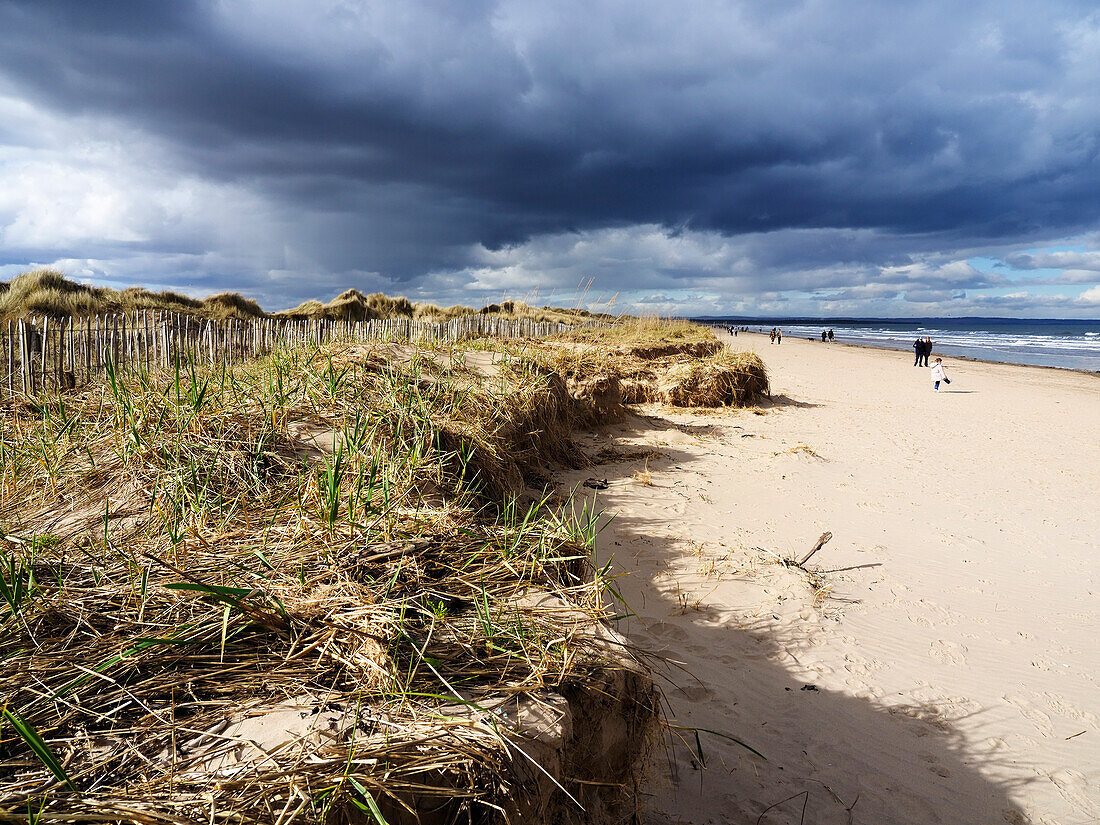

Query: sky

[0,0,1099,318]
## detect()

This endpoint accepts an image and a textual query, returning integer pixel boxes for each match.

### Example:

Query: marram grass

[0,339,650,824]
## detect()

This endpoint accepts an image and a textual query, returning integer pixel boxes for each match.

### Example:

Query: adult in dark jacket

[914,338,924,366]
[921,336,933,366]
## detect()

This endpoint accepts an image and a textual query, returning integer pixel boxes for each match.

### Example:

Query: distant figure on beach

[931,358,951,391]
[776,328,783,344]
[770,328,776,344]
[913,336,932,366]
[828,329,834,341]
[821,330,827,342]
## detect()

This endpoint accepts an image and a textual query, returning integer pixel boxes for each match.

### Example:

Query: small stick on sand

[799,531,833,566]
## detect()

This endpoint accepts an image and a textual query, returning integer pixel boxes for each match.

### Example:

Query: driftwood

[799,531,833,566]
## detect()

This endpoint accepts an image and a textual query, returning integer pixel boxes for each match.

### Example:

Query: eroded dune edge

[0,319,775,825]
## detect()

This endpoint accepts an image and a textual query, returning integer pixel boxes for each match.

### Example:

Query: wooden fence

[0,312,578,398]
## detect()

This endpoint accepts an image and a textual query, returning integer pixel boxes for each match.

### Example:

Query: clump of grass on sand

[524,318,770,408]
[0,339,657,824]
[655,350,771,407]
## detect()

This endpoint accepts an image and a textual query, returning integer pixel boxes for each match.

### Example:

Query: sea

[696,317,1100,373]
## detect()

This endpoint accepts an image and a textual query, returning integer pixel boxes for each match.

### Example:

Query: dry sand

[560,331,1099,824]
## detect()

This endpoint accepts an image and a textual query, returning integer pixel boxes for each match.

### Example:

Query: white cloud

[420,225,1100,317]
[1007,250,1100,272]
[1077,285,1100,305]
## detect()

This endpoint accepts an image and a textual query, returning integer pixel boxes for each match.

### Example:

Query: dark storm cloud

[0,0,1098,312]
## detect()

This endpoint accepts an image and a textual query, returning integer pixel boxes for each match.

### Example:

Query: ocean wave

[747,323,1100,369]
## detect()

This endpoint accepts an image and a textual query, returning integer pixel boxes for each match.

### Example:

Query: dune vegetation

[0,268,775,822]
[0,337,660,824]
[530,318,771,408]
[0,269,613,326]
[0,269,265,321]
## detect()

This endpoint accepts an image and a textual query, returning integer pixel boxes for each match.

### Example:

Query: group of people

[914,336,952,390]
[769,327,782,344]
[913,336,934,366]
[725,325,748,337]
[820,329,835,342]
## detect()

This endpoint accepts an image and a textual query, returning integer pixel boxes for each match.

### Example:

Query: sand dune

[561,331,1100,824]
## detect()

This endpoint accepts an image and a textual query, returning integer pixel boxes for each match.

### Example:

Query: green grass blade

[347,778,391,825]
[164,582,254,598]
[2,707,78,792]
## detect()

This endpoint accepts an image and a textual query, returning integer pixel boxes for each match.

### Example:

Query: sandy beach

[561,331,1100,824]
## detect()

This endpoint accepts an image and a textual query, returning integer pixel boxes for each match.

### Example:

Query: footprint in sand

[671,683,714,702]
[1042,693,1100,727]
[929,639,968,665]
[1004,695,1055,737]
[645,621,689,641]
[918,751,952,777]
[1048,768,1100,819]
[982,737,1011,754]
[843,652,881,677]
[1003,732,1040,752]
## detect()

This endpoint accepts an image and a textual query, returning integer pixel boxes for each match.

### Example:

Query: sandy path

[560,332,1099,824]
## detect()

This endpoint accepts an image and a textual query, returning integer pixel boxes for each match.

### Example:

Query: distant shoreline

[727,327,1100,376]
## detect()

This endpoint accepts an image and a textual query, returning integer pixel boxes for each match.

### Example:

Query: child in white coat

[930,358,951,391]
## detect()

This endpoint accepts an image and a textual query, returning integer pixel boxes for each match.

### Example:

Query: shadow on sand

[570,416,1033,825]
[760,394,822,409]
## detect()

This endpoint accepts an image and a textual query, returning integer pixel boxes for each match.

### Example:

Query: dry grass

[478,301,613,325]
[0,269,612,326]
[278,290,427,322]
[0,269,264,321]
[519,322,770,410]
[655,350,771,407]
[773,444,822,458]
[550,316,720,359]
[414,302,474,320]
[0,339,657,824]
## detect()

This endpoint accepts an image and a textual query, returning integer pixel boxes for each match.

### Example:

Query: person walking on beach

[922,336,933,366]
[776,328,783,344]
[822,330,827,342]
[930,358,951,391]
[913,337,924,366]
[770,328,776,344]
[828,329,834,341]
